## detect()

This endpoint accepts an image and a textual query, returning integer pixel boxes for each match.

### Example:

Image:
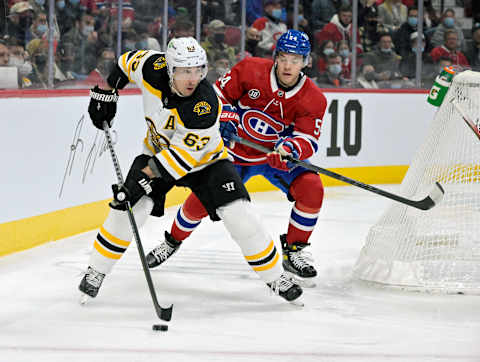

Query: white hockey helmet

[165,37,208,81]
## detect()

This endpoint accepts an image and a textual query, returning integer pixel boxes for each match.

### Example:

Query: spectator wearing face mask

[431,8,464,51]
[361,32,402,87]
[25,11,47,44]
[358,5,389,53]
[245,26,262,57]
[6,1,35,47]
[357,64,379,89]
[28,0,61,41]
[393,6,428,58]
[337,39,352,80]
[430,29,469,68]
[83,47,116,87]
[251,0,287,57]
[26,38,70,88]
[206,51,231,83]
[57,12,99,78]
[201,19,237,66]
[122,29,139,52]
[399,31,434,86]
[315,39,335,75]
[316,52,347,88]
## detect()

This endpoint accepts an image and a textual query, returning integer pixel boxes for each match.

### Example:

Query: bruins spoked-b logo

[153,56,166,70]
[145,117,170,151]
[193,101,211,116]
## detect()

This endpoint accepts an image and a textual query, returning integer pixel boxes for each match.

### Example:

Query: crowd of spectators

[0,0,478,89]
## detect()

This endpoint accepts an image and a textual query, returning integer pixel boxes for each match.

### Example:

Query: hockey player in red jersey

[146,30,327,286]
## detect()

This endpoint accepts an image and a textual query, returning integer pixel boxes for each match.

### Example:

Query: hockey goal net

[354,70,480,294]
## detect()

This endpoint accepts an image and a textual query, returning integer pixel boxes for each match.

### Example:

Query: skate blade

[289,297,304,307]
[285,271,316,288]
[79,293,92,305]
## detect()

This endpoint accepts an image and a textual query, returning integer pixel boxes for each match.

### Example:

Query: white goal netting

[353,70,480,294]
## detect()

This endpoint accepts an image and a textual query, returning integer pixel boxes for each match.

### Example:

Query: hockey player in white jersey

[79,37,303,304]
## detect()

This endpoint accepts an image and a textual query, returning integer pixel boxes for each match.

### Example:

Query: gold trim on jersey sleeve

[142,79,163,99]
[144,136,156,154]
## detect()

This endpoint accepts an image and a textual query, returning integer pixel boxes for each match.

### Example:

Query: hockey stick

[232,136,444,211]
[103,122,173,322]
[451,100,480,141]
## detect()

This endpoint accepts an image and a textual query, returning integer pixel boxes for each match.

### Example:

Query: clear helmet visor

[172,65,208,81]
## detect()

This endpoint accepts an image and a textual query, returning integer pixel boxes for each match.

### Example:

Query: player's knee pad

[290,172,324,209]
[217,199,265,241]
[217,199,281,283]
[104,197,154,237]
[90,197,154,274]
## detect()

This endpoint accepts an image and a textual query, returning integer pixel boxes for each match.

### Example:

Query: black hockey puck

[152,324,168,331]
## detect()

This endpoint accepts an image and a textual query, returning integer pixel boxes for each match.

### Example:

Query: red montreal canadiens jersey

[214,57,327,165]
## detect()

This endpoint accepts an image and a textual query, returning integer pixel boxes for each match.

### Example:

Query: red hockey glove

[266,138,299,171]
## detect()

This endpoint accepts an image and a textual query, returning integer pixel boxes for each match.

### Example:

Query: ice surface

[0,186,478,362]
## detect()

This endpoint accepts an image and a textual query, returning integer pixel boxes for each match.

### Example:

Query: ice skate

[281,234,317,288]
[146,231,182,269]
[79,266,105,304]
[267,272,304,306]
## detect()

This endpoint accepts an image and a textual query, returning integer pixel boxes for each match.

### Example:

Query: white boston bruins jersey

[117,50,230,180]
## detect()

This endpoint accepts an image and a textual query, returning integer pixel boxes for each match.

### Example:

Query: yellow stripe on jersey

[94,240,122,260]
[198,139,228,165]
[170,144,197,167]
[159,149,188,179]
[126,50,147,79]
[252,252,279,272]
[245,240,275,261]
[100,226,130,247]
[142,79,163,99]
[144,135,157,154]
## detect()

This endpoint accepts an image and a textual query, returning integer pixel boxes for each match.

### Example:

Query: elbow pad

[107,64,130,90]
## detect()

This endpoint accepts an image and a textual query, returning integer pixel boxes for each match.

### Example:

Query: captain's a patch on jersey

[193,101,211,115]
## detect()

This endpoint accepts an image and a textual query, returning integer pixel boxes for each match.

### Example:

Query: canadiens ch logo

[248,89,260,99]
[241,109,285,143]
[193,101,211,115]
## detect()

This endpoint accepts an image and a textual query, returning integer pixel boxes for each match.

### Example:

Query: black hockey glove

[88,85,119,130]
[110,169,152,210]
